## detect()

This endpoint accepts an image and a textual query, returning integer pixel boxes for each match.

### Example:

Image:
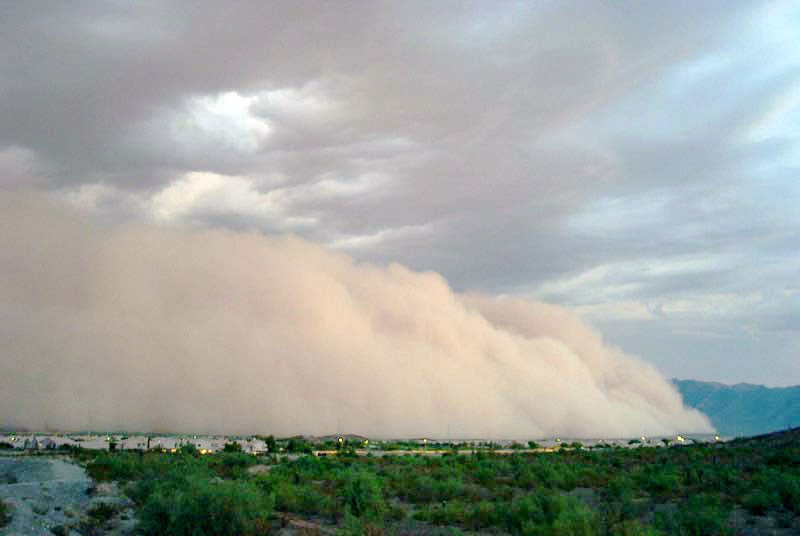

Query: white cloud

[327,223,433,251]
[134,91,272,159]
[147,171,314,230]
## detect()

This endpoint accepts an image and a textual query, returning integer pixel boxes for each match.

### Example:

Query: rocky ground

[0,455,134,535]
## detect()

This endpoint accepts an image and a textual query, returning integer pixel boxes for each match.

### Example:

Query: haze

[0,193,710,436]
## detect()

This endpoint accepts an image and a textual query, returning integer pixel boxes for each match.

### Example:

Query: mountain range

[673,379,800,437]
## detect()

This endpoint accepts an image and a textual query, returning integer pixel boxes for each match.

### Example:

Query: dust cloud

[0,192,712,437]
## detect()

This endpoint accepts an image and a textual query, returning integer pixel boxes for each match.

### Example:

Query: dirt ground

[0,455,134,535]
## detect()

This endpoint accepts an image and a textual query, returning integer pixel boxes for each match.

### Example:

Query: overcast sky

[1,1,798,386]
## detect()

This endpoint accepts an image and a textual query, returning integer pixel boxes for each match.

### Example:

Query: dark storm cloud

[0,1,798,385]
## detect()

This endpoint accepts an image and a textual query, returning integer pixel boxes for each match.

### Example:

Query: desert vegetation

[0,498,9,528]
[68,430,800,535]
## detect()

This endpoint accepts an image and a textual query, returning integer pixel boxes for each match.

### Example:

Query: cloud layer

[0,194,710,437]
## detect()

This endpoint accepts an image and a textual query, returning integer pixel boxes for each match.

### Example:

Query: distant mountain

[673,379,800,437]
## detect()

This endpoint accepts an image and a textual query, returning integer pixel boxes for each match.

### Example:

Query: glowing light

[200,449,208,455]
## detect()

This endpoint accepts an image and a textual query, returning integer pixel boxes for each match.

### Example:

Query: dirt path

[0,456,133,535]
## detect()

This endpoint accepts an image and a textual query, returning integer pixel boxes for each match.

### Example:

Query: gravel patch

[0,456,134,535]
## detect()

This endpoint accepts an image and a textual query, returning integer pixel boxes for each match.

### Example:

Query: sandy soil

[0,456,134,535]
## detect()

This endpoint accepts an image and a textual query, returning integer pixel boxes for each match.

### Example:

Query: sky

[1,1,798,387]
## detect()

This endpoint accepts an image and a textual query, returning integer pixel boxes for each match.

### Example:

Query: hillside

[674,379,800,437]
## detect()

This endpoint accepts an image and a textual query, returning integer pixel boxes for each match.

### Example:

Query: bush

[137,476,272,535]
[0,499,9,528]
[86,453,143,481]
[339,506,384,535]
[775,472,800,514]
[273,481,331,515]
[414,500,468,526]
[656,494,731,536]
[550,499,597,536]
[742,489,777,516]
[263,435,277,453]
[609,520,661,535]
[87,501,118,524]
[286,437,313,454]
[208,452,256,479]
[636,465,681,497]
[337,468,385,520]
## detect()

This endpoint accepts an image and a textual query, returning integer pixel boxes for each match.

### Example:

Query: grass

[69,430,800,535]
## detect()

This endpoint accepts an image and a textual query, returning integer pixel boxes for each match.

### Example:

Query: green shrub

[636,465,681,497]
[337,468,384,520]
[550,499,597,536]
[339,505,384,535]
[286,437,314,454]
[609,520,661,535]
[86,453,143,481]
[414,500,469,526]
[775,472,800,513]
[404,475,465,503]
[137,476,272,535]
[87,501,118,524]
[742,489,777,516]
[657,494,731,536]
[207,452,256,479]
[0,499,10,528]
[273,481,331,515]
